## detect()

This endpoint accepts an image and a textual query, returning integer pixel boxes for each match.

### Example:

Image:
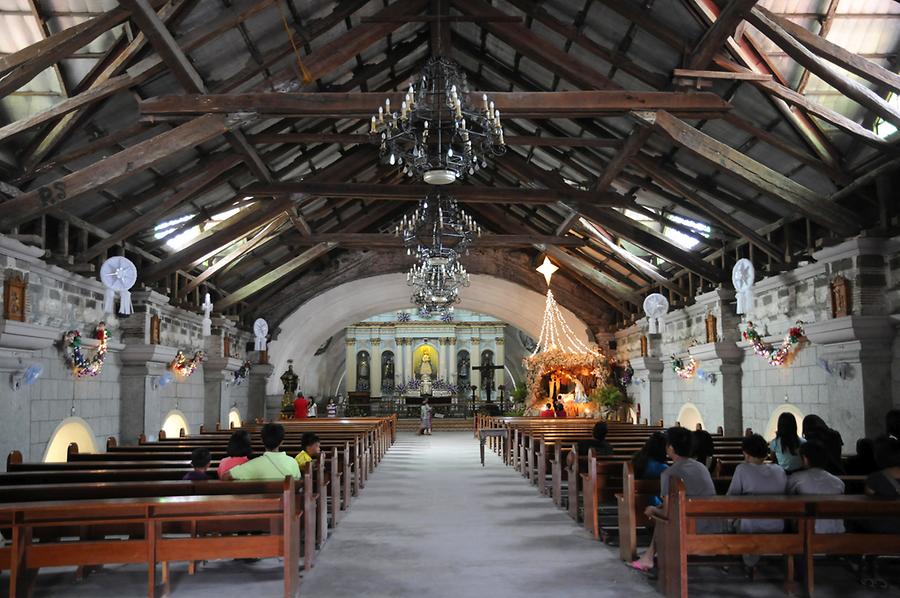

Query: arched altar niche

[764,404,805,441]
[480,349,495,390]
[676,403,705,432]
[381,350,395,391]
[162,409,190,439]
[412,344,439,379]
[356,350,370,391]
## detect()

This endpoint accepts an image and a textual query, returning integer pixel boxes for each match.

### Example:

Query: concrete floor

[13,432,898,597]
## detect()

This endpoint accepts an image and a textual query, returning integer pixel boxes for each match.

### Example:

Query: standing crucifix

[201,293,213,337]
[471,363,504,403]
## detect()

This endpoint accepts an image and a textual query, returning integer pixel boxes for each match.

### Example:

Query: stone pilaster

[448,337,458,385]
[630,356,664,425]
[495,336,506,389]
[470,336,481,398]
[438,338,448,381]
[688,341,744,435]
[202,356,242,429]
[805,316,896,439]
[370,338,382,398]
[345,337,357,392]
[118,344,178,442]
[248,362,274,421]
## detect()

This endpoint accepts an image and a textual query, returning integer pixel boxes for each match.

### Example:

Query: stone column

[370,339,382,398]
[448,338,458,385]
[202,356,241,429]
[630,356,664,425]
[806,316,896,439]
[437,338,448,381]
[470,337,481,399]
[248,362,274,421]
[688,342,744,436]
[395,338,405,383]
[345,337,357,393]
[495,336,506,390]
[119,345,178,442]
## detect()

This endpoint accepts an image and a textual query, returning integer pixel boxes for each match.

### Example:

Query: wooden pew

[0,478,301,597]
[654,479,900,598]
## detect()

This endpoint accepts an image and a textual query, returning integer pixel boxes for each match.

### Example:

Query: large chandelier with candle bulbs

[370,57,506,185]
[399,192,478,316]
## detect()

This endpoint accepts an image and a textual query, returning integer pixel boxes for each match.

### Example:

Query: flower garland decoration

[63,323,109,378]
[233,360,252,386]
[671,355,698,379]
[171,350,205,377]
[742,321,805,366]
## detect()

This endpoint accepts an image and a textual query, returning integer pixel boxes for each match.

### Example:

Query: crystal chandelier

[370,57,506,185]
[399,192,477,315]
[396,191,480,258]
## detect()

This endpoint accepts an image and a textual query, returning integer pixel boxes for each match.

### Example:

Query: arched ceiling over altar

[1,0,898,335]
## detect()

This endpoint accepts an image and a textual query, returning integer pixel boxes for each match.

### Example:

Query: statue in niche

[280,363,299,396]
[149,314,161,345]
[640,335,648,357]
[356,351,370,391]
[705,310,717,344]
[3,273,26,322]
[419,352,433,378]
[830,275,850,318]
[382,352,395,390]
[457,351,470,381]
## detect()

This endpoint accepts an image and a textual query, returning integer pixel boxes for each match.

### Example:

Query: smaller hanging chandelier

[396,191,480,259]
[407,257,470,317]
[370,57,506,185]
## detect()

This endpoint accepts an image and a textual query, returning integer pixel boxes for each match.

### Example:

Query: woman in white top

[769,412,804,473]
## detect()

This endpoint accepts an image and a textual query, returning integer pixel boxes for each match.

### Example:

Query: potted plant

[590,385,629,420]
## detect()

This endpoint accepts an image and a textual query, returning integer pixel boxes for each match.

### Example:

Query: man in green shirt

[222,423,300,481]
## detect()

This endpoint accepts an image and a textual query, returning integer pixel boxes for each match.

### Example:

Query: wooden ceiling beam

[746,7,900,128]
[450,0,619,90]
[138,90,731,117]
[753,5,900,95]
[0,114,234,231]
[641,110,860,236]
[590,124,653,192]
[246,132,623,149]
[241,181,627,206]
[687,0,759,69]
[287,233,586,248]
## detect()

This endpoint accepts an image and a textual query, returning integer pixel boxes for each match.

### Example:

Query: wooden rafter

[687,0,759,69]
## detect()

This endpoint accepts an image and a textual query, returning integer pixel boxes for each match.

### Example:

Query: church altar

[344,309,508,401]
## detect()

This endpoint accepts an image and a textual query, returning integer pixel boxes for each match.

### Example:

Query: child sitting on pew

[727,433,787,547]
[183,448,211,481]
[217,430,253,478]
[295,433,321,470]
[630,426,721,573]
[222,423,301,481]
[566,422,614,468]
[787,441,845,533]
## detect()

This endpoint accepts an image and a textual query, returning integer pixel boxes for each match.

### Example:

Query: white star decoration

[536,256,559,286]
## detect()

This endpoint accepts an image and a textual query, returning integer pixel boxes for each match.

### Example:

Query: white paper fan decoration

[253,318,269,352]
[100,256,137,315]
[732,258,755,315]
[642,293,669,334]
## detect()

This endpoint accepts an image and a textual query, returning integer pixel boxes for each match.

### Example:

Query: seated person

[845,438,878,476]
[554,396,566,418]
[787,441,845,533]
[567,422,613,468]
[540,402,555,418]
[217,430,253,478]
[691,429,715,473]
[183,448,211,481]
[632,431,668,506]
[631,426,720,572]
[802,414,844,475]
[769,412,804,473]
[864,437,900,532]
[727,434,787,534]
[222,423,301,481]
[295,432,321,470]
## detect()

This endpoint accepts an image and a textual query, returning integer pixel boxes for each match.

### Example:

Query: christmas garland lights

[671,355,698,379]
[742,321,805,366]
[63,323,109,378]
[171,350,205,377]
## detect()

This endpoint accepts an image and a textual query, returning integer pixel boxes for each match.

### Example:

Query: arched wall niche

[43,417,98,463]
[764,404,805,442]
[162,409,190,438]
[228,408,242,429]
[266,273,590,395]
[676,403,705,432]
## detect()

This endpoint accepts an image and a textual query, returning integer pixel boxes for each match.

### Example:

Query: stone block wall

[616,237,900,444]
[0,235,267,462]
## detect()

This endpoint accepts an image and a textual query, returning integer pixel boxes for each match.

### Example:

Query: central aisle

[301,431,652,598]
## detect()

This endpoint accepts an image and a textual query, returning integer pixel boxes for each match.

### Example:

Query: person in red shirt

[293,393,309,419]
[540,402,555,418]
